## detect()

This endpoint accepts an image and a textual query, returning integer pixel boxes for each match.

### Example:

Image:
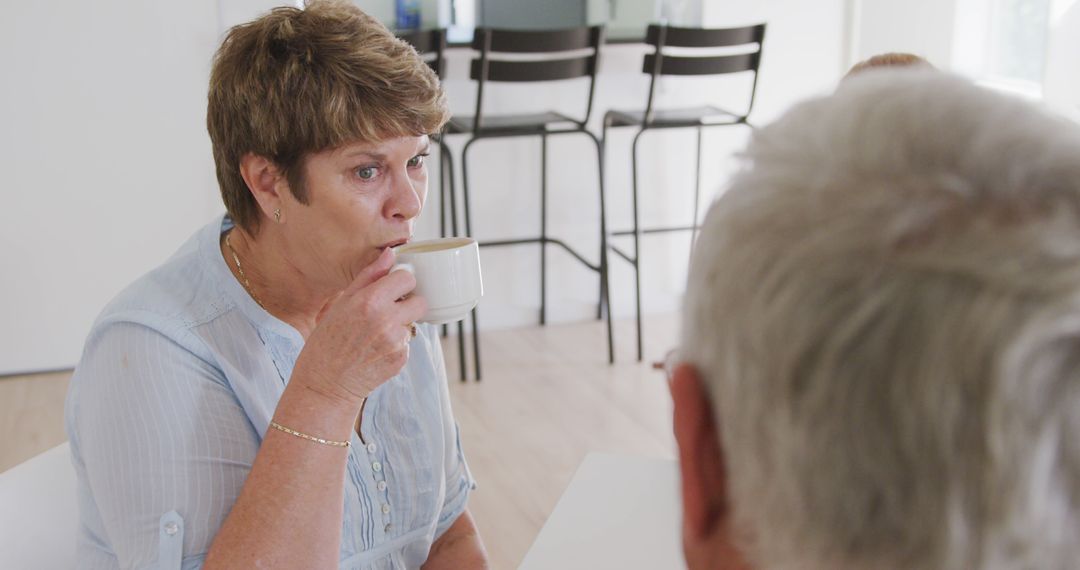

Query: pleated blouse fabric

[63,214,473,570]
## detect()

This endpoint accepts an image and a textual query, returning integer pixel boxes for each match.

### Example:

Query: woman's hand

[292,247,427,410]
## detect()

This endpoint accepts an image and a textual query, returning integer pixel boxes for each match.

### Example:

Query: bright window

[986,0,1052,85]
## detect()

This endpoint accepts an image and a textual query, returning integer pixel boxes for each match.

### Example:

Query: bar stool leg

[457,320,467,382]
[596,125,613,323]
[441,140,469,382]
[470,308,482,382]
[592,129,614,364]
[462,137,482,381]
[690,127,703,261]
[442,138,459,239]
[596,128,606,323]
[439,144,448,240]
[439,141,450,340]
[540,134,548,326]
[631,129,646,362]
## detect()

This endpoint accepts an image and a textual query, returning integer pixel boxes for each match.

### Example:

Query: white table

[0,442,77,569]
[519,452,686,570]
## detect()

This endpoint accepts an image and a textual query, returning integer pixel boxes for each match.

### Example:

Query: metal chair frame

[602,23,766,361]
[442,25,615,379]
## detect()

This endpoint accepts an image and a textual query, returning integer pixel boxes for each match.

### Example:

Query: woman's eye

[408,154,427,168]
[356,166,377,180]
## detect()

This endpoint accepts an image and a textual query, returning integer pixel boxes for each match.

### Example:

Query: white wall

[852,0,960,67]
[701,0,846,122]
[1044,0,1080,116]
[2,0,222,374]
[220,0,294,29]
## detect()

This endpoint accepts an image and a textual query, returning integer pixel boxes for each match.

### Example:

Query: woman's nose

[387,171,422,220]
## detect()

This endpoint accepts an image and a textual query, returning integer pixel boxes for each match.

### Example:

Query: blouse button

[377,480,387,492]
[372,461,382,472]
[164,522,179,536]
[366,442,377,453]
[382,503,391,515]
[384,523,393,533]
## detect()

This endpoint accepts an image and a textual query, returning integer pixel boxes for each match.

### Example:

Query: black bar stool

[602,23,766,361]
[444,26,614,379]
[397,29,471,382]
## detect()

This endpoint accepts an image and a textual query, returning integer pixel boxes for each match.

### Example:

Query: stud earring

[273,208,281,223]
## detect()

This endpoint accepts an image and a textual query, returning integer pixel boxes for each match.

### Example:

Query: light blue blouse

[64,215,475,569]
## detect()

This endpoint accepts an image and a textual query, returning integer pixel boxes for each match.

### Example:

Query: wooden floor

[0,314,679,570]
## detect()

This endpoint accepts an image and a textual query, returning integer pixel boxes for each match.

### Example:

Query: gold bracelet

[269,421,351,448]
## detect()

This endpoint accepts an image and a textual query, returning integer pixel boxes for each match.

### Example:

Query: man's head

[845,52,933,78]
[675,70,1080,570]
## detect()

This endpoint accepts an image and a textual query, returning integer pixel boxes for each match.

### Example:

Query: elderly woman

[669,70,1080,569]
[63,2,487,568]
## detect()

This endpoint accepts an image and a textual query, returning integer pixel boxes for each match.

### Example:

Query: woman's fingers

[331,265,415,326]
[343,247,396,295]
[395,293,427,324]
[364,266,418,307]
[303,251,428,389]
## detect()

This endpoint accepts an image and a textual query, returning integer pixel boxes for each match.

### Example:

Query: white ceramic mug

[393,237,483,325]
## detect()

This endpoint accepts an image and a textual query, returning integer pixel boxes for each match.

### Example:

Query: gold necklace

[225,231,267,310]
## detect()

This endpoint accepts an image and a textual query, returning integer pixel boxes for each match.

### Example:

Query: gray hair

[681,70,1080,570]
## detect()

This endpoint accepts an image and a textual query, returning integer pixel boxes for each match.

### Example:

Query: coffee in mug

[392,237,483,325]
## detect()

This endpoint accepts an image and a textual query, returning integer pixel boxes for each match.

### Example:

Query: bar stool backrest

[642,23,766,125]
[397,28,448,79]
[469,26,605,132]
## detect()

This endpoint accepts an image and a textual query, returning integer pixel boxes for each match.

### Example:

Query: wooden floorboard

[0,370,70,474]
[0,314,680,569]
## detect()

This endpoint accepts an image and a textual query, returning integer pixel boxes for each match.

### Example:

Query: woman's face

[279,135,430,292]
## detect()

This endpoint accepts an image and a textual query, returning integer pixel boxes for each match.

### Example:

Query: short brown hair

[207,0,449,233]
[845,52,933,78]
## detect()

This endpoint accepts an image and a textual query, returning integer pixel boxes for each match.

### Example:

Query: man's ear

[671,363,729,541]
[238,153,287,221]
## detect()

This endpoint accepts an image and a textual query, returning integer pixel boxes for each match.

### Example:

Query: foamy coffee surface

[397,238,474,254]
